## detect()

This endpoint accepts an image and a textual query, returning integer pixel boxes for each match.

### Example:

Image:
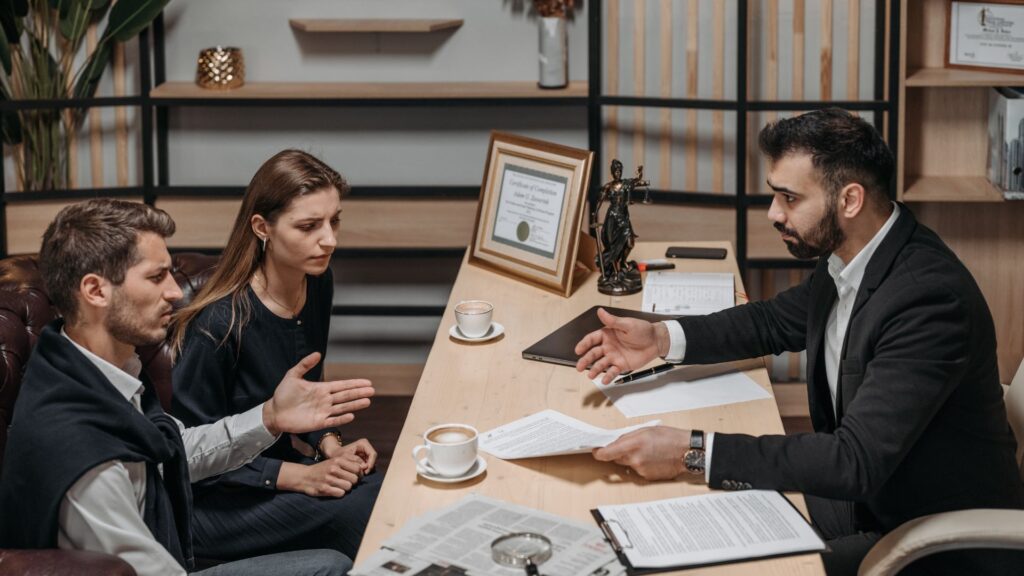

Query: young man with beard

[574,109,1024,576]
[0,199,375,576]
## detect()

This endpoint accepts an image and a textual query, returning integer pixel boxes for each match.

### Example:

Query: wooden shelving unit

[289,18,463,33]
[898,0,1024,383]
[898,0,1011,202]
[902,176,1005,203]
[905,67,1024,88]
[150,81,588,101]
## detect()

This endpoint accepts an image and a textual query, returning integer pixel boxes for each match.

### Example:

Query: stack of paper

[593,363,772,418]
[641,271,735,315]
[593,490,825,572]
[479,409,659,459]
[351,494,625,576]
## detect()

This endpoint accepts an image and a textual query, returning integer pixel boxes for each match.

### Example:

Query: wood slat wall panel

[159,198,479,249]
[629,204,735,243]
[5,199,145,255]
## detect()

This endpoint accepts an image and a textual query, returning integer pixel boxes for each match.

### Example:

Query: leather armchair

[0,252,218,576]
[858,360,1024,576]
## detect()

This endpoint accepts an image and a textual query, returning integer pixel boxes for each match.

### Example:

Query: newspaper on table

[351,493,625,576]
[479,409,659,460]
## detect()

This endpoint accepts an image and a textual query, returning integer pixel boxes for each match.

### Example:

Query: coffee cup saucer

[416,456,488,483]
[449,322,504,343]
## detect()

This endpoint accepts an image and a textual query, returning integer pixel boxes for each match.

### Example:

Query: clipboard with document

[591,490,825,575]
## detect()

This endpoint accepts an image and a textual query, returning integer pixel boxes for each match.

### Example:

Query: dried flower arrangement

[533,0,575,18]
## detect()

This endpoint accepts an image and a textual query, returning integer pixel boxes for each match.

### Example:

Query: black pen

[613,362,677,384]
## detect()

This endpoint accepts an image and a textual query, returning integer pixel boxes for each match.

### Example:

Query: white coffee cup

[454,300,493,338]
[412,423,479,477]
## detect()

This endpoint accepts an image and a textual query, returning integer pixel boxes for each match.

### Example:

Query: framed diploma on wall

[948,0,1024,73]
[469,132,593,297]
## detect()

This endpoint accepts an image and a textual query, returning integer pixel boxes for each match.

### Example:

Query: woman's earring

[260,237,267,253]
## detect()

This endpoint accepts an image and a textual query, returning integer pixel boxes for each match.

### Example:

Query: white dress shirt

[661,203,900,482]
[56,331,278,576]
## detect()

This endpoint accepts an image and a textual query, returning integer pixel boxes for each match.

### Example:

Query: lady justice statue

[590,159,650,295]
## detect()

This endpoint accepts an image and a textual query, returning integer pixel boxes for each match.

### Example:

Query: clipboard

[590,491,827,575]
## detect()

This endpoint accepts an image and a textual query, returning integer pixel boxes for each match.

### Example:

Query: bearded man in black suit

[575,109,1024,576]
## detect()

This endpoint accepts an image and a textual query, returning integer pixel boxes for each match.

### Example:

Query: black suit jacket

[678,205,1023,532]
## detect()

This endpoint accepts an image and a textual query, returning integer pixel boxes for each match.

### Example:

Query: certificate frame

[469,131,593,297]
[947,0,1024,74]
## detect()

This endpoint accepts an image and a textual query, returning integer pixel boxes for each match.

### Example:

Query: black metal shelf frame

[587,0,900,280]
[1,1,901,280]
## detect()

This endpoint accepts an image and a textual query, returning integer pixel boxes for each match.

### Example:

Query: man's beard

[774,198,846,259]
[106,288,168,347]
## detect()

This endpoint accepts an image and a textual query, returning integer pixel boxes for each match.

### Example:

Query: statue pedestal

[597,265,642,295]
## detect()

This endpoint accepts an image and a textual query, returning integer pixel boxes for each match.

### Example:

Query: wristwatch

[315,431,343,462]
[683,430,706,474]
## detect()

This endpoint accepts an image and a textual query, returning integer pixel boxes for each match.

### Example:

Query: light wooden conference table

[356,241,825,575]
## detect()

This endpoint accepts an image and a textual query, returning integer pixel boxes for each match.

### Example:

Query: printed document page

[641,272,734,315]
[595,490,825,570]
[592,362,772,417]
[351,494,625,576]
[479,409,659,459]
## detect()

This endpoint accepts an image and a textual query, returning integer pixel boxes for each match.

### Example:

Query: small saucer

[449,322,505,343]
[416,456,488,483]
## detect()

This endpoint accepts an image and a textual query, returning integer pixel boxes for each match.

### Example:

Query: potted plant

[533,0,575,88]
[0,0,169,192]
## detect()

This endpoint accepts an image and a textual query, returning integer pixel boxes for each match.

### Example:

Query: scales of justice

[590,159,651,296]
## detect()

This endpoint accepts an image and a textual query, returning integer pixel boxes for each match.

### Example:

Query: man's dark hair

[758,108,895,206]
[40,199,175,323]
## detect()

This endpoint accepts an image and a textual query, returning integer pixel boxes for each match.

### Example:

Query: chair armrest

[0,548,136,576]
[858,509,1024,576]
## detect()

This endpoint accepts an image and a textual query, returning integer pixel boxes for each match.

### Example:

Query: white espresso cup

[412,423,479,477]
[454,300,493,338]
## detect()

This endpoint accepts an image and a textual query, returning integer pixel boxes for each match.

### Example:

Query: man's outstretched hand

[263,352,374,436]
[574,308,669,384]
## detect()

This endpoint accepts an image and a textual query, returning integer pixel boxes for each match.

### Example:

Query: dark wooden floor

[343,396,814,476]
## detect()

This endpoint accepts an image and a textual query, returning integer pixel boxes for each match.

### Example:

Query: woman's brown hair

[169,149,348,357]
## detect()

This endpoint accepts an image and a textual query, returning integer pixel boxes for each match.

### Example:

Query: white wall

[161,0,591,188]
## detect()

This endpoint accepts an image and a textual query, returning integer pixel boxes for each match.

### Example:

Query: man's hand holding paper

[593,426,696,481]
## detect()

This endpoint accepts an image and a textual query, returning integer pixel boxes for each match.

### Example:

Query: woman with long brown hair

[170,150,380,566]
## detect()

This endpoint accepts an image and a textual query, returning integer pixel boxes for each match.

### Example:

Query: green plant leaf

[58,0,98,41]
[0,22,10,74]
[2,109,23,145]
[49,0,71,19]
[72,40,110,99]
[0,1,20,42]
[101,0,168,42]
[75,0,165,99]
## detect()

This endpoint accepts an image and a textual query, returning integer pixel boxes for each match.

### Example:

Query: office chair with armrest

[858,360,1024,576]
[0,252,218,576]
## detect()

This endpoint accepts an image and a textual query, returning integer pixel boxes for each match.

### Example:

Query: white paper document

[593,363,772,418]
[594,490,825,570]
[352,493,625,576]
[479,409,659,459]
[641,272,735,315]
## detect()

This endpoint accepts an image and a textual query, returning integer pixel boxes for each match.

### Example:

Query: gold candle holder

[195,46,245,90]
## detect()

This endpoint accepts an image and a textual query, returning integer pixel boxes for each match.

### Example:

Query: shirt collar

[827,202,901,293]
[61,328,144,403]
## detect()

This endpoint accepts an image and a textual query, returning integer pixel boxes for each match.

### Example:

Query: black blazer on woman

[677,205,1023,533]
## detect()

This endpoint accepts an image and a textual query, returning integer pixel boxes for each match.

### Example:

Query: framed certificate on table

[469,132,593,297]
[948,0,1024,73]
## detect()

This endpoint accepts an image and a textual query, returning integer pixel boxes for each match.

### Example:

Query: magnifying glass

[490,532,553,575]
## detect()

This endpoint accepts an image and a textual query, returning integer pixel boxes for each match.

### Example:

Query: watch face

[684,449,705,473]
